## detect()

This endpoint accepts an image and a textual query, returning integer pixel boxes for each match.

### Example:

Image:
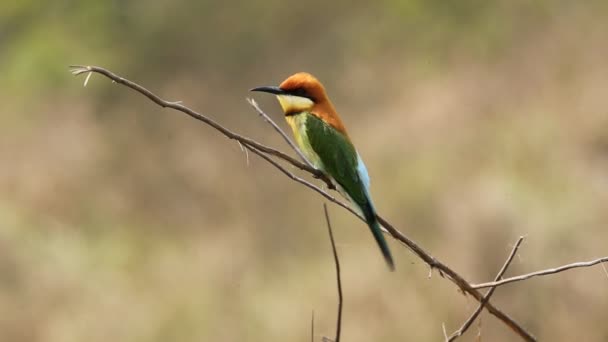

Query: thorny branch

[68,65,607,340]
[447,236,525,341]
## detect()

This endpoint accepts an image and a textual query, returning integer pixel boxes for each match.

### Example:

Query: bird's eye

[291,88,314,101]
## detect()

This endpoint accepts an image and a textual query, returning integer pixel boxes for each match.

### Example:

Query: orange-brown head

[251,72,348,136]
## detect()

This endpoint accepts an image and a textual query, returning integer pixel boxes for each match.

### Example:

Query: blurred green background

[1,1,608,341]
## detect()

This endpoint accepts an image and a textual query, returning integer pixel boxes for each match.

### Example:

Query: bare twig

[247,98,314,169]
[324,204,343,342]
[472,256,608,290]
[236,141,250,166]
[83,70,93,87]
[70,65,535,341]
[69,65,328,184]
[375,215,533,340]
[448,237,524,341]
[244,144,357,217]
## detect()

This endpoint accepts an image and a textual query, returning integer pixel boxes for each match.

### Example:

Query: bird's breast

[285,112,324,169]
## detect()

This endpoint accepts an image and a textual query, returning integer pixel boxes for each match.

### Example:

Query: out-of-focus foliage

[1,1,607,341]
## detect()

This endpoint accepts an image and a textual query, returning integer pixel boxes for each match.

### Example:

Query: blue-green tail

[362,202,395,271]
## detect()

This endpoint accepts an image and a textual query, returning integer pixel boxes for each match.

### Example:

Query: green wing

[305,113,395,270]
[304,113,367,207]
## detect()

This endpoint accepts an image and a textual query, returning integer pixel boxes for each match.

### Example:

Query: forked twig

[472,256,608,289]
[447,237,525,341]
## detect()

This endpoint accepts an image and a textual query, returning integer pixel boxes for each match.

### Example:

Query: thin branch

[246,97,334,188]
[324,204,343,342]
[448,236,525,341]
[69,65,326,183]
[472,256,608,290]
[247,97,314,169]
[70,65,535,341]
[375,215,534,340]
[442,323,449,342]
[236,141,250,166]
[244,144,357,217]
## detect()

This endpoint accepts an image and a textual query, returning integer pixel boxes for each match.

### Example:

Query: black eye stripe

[288,88,315,101]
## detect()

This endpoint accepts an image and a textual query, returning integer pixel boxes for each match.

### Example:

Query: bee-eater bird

[251,72,395,270]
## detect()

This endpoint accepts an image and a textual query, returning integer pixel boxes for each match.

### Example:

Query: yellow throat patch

[276,95,314,114]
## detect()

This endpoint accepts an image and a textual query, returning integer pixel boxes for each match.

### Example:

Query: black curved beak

[250,86,287,95]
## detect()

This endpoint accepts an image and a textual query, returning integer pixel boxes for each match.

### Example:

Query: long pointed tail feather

[361,201,394,271]
[369,218,395,271]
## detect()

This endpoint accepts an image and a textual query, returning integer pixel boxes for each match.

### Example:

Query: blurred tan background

[1,1,608,341]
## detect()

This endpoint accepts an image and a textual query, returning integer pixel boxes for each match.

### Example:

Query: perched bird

[251,72,394,270]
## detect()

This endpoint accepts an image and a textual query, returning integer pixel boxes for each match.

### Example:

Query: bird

[251,72,394,270]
